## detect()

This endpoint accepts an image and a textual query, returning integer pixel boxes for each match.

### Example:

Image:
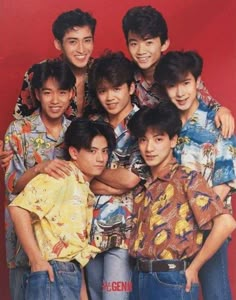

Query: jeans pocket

[25,271,50,300]
[151,271,186,288]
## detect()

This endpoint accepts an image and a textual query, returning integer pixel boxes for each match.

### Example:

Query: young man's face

[138,127,177,178]
[54,26,94,70]
[70,135,109,182]
[127,32,169,73]
[165,73,200,115]
[35,77,73,122]
[96,80,135,120]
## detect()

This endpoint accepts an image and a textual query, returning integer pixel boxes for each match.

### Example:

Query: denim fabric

[25,260,81,300]
[86,248,132,300]
[199,235,231,300]
[9,266,30,300]
[130,268,199,300]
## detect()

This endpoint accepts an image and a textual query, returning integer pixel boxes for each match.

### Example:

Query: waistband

[136,258,191,272]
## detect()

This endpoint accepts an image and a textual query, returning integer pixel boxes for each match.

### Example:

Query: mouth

[49,107,62,113]
[74,54,87,60]
[136,56,149,64]
[106,103,118,110]
[176,99,188,106]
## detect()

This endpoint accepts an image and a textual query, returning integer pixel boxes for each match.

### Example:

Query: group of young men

[1,5,236,300]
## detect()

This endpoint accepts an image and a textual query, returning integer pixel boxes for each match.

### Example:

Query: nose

[146,140,154,152]
[106,89,114,101]
[76,41,84,53]
[51,93,59,104]
[176,84,185,97]
[137,42,146,54]
[96,151,105,162]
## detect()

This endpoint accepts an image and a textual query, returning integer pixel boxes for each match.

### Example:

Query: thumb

[214,115,220,128]
[185,277,192,293]
[48,266,55,282]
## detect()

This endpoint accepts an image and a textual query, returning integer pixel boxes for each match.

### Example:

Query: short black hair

[31,59,76,90]
[128,101,182,139]
[64,118,116,160]
[52,8,96,42]
[122,6,168,44]
[154,51,203,95]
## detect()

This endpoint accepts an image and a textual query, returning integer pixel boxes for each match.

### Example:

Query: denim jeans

[130,268,199,300]
[9,266,30,300]
[85,248,132,300]
[199,234,231,300]
[25,260,82,300]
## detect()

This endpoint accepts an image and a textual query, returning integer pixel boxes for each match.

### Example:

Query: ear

[54,39,62,51]
[196,76,201,89]
[129,82,136,95]
[170,134,178,149]
[35,89,41,102]
[68,146,79,160]
[161,39,170,53]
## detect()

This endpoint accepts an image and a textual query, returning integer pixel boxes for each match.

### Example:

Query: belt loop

[149,260,153,272]
[183,260,187,270]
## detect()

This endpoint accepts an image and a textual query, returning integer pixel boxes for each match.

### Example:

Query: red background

[0,0,235,299]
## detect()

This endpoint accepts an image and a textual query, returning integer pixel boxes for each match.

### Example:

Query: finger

[227,117,235,139]
[214,115,220,129]
[48,266,54,282]
[185,278,192,293]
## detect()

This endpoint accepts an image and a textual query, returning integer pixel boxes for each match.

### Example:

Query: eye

[69,40,77,45]
[114,87,121,92]
[97,89,105,95]
[59,90,67,95]
[129,41,137,47]
[146,40,153,45]
[84,38,93,43]
[138,137,146,143]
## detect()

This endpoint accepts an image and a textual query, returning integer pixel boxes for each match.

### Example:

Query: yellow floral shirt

[9,162,100,267]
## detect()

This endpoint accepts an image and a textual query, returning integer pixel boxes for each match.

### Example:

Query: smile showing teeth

[50,107,61,113]
[137,57,149,63]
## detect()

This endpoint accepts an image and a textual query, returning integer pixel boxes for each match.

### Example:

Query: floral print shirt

[4,110,70,268]
[174,99,236,212]
[9,163,100,267]
[129,160,228,260]
[90,104,147,251]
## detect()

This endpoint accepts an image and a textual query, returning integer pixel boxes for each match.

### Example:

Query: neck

[108,103,133,128]
[40,114,63,139]
[180,99,199,125]
[140,63,157,86]
[150,152,173,181]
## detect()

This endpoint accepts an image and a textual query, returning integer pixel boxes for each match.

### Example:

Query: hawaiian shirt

[129,160,228,260]
[4,110,70,268]
[90,104,147,251]
[174,99,236,212]
[134,70,220,109]
[9,162,100,267]
[13,55,94,120]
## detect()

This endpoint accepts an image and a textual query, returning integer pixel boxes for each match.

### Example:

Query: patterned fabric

[13,56,94,120]
[174,99,236,212]
[129,160,228,260]
[4,110,70,268]
[9,162,100,267]
[134,71,220,109]
[90,104,147,251]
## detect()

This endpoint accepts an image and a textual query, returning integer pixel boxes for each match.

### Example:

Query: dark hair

[87,51,134,114]
[64,118,116,160]
[52,8,96,42]
[31,59,76,90]
[128,101,182,139]
[122,6,168,44]
[154,51,203,95]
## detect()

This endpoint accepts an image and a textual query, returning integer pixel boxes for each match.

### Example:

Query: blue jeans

[130,268,199,300]
[199,235,231,300]
[9,266,30,300]
[25,260,82,300]
[85,248,132,300]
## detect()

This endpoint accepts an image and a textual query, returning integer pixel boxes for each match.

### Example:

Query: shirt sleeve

[4,120,28,203]
[212,134,236,191]
[13,64,41,119]
[197,79,220,110]
[185,169,229,230]
[9,174,64,220]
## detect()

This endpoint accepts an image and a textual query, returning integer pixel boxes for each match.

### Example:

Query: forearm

[13,165,40,194]
[213,184,231,202]
[188,214,236,273]
[8,206,43,263]
[90,179,129,195]
[97,168,140,189]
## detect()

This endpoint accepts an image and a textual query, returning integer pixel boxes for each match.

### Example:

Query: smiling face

[127,32,169,73]
[35,77,73,123]
[138,127,177,179]
[96,80,135,122]
[54,25,94,70]
[165,72,200,116]
[69,135,109,182]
